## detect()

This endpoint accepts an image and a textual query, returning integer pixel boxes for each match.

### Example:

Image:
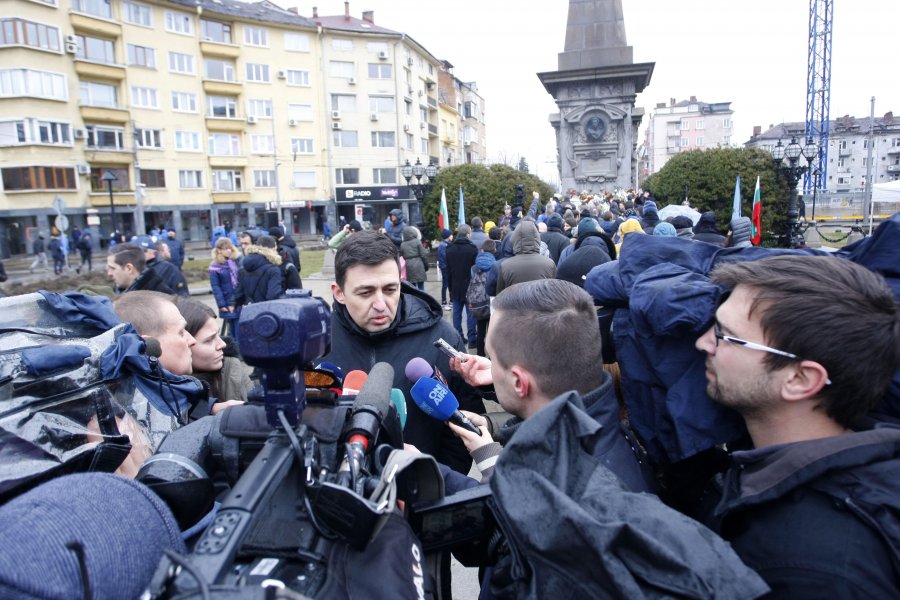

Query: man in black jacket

[106,243,174,295]
[322,230,484,474]
[133,236,189,296]
[696,255,900,597]
[269,226,300,271]
[445,224,478,349]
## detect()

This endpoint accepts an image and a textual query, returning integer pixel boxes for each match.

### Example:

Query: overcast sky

[270,0,897,186]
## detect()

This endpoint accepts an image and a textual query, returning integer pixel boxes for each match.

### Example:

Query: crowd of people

[1,197,898,599]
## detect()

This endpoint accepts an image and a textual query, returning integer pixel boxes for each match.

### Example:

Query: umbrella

[657,204,702,225]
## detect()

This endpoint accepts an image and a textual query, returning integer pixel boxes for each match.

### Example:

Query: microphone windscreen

[353,362,394,420]
[143,337,162,358]
[409,377,460,421]
[390,388,407,429]
[404,357,433,382]
[342,369,368,396]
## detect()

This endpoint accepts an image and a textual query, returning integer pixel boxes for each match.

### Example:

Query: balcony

[212,191,250,203]
[206,117,245,133]
[200,41,240,59]
[887,165,900,173]
[74,60,126,81]
[88,191,135,207]
[85,149,132,164]
[69,12,121,38]
[79,105,129,124]
[887,146,900,155]
[203,79,242,95]
[427,96,437,109]
[838,146,852,156]
[209,155,248,168]
[428,124,438,137]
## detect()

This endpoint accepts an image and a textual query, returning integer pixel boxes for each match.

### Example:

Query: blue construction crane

[804,0,833,206]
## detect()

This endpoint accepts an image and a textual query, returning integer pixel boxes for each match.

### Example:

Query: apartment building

[437,60,486,167]
[745,114,900,193]
[641,96,734,178]
[0,0,480,256]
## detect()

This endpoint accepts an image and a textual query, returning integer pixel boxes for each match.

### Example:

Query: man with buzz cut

[322,230,484,475]
[695,255,900,597]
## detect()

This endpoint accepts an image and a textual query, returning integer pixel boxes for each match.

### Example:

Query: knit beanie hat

[576,217,599,237]
[642,201,658,214]
[653,222,677,237]
[547,213,564,229]
[441,228,452,240]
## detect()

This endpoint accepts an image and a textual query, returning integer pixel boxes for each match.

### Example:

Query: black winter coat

[123,268,175,294]
[444,238,477,303]
[147,257,189,296]
[540,227,570,264]
[277,235,300,270]
[322,285,485,473]
[233,247,283,305]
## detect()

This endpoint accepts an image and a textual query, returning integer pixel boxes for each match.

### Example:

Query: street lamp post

[771,137,818,248]
[101,170,118,238]
[401,157,439,202]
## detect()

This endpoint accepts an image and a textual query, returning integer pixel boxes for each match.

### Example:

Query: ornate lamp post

[771,137,818,247]
[401,158,439,202]
[101,170,118,237]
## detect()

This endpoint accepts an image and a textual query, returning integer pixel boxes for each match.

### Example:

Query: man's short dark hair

[490,279,603,398]
[481,240,496,253]
[113,291,176,337]
[489,227,502,241]
[711,255,899,427]
[109,243,146,272]
[334,230,399,288]
[471,216,483,229]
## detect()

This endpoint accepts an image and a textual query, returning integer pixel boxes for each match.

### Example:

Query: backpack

[466,269,491,320]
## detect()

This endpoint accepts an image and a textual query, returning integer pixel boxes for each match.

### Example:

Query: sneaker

[443,304,451,311]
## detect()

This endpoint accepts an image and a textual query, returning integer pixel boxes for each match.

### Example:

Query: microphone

[341,369,368,396]
[338,363,394,489]
[405,356,449,387]
[143,337,162,358]
[409,377,481,435]
[390,388,407,429]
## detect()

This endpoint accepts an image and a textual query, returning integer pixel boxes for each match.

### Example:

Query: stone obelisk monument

[538,0,654,193]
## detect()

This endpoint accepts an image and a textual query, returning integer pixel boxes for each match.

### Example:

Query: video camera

[141,291,444,598]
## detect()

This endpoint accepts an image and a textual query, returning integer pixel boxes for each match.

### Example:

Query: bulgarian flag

[438,187,450,231]
[751,176,762,245]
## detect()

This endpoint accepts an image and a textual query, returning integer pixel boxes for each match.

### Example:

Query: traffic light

[514,184,525,205]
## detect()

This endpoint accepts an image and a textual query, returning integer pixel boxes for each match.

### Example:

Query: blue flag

[458,186,466,225]
[732,175,742,219]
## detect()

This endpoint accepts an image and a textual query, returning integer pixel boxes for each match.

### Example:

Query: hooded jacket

[693,211,728,245]
[233,246,283,306]
[147,256,189,296]
[640,201,660,233]
[322,285,485,473]
[399,227,429,284]
[540,213,571,264]
[709,425,900,598]
[276,234,300,270]
[445,236,478,303]
[386,209,406,247]
[495,221,556,294]
[615,218,646,255]
[558,228,617,266]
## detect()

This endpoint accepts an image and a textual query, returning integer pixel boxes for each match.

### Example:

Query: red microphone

[341,370,368,397]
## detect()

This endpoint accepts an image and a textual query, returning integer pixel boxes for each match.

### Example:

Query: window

[73,0,111,19]
[85,125,124,150]
[680,137,689,148]
[75,35,115,64]
[285,69,309,86]
[287,104,313,121]
[134,128,161,148]
[245,63,270,83]
[420,138,428,154]
[0,119,71,146]
[168,52,194,74]
[0,18,60,52]
[243,26,268,47]
[201,19,232,44]
[164,11,193,35]
[126,44,155,68]
[695,120,704,130]
[837,175,852,186]
[371,131,395,148]
[208,133,240,156]
[863,139,869,149]
[123,2,152,27]
[207,95,237,118]
[892,138,900,147]
[405,132,413,150]
[369,96,395,113]
[250,134,274,154]
[373,168,396,184]
[329,61,354,78]
[247,99,272,118]
[204,59,235,82]
[840,140,849,150]
[680,121,690,131]
[178,169,204,188]
[405,99,412,115]
[79,81,117,107]
[464,101,477,119]
[171,91,197,112]
[330,94,356,112]
[174,130,200,151]
[723,136,731,145]
[130,86,158,109]
[292,171,316,188]
[89,167,127,191]
[0,69,69,100]
[253,169,275,188]
[331,38,353,52]
[696,136,704,147]
[290,138,313,154]
[723,118,732,129]
[333,130,358,148]
[368,63,392,79]
[212,169,242,192]
[140,169,165,188]
[419,107,427,122]
[284,32,310,52]
[2,166,76,191]
[335,168,358,185]
[838,157,846,168]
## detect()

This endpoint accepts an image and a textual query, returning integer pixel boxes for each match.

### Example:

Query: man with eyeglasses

[695,255,900,598]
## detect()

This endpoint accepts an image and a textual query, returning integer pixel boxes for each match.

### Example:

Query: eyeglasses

[713,322,832,384]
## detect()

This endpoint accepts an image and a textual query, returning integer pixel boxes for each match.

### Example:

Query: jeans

[439,267,449,304]
[30,252,48,271]
[476,318,490,357]
[452,299,476,346]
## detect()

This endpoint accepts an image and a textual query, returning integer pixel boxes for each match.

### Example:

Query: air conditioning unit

[369,113,378,121]
[65,42,78,54]
[403,124,410,132]
[419,122,426,129]
[247,116,257,124]
[276,70,287,79]
[407,86,414,96]
[331,110,341,120]
[73,128,86,140]
[65,34,78,44]
[347,77,357,85]
[331,122,341,130]
[407,57,414,66]
[378,51,389,60]
[76,163,90,175]
[288,119,297,126]
[418,91,423,97]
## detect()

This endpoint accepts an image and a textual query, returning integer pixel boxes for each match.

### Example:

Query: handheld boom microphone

[409,377,481,435]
